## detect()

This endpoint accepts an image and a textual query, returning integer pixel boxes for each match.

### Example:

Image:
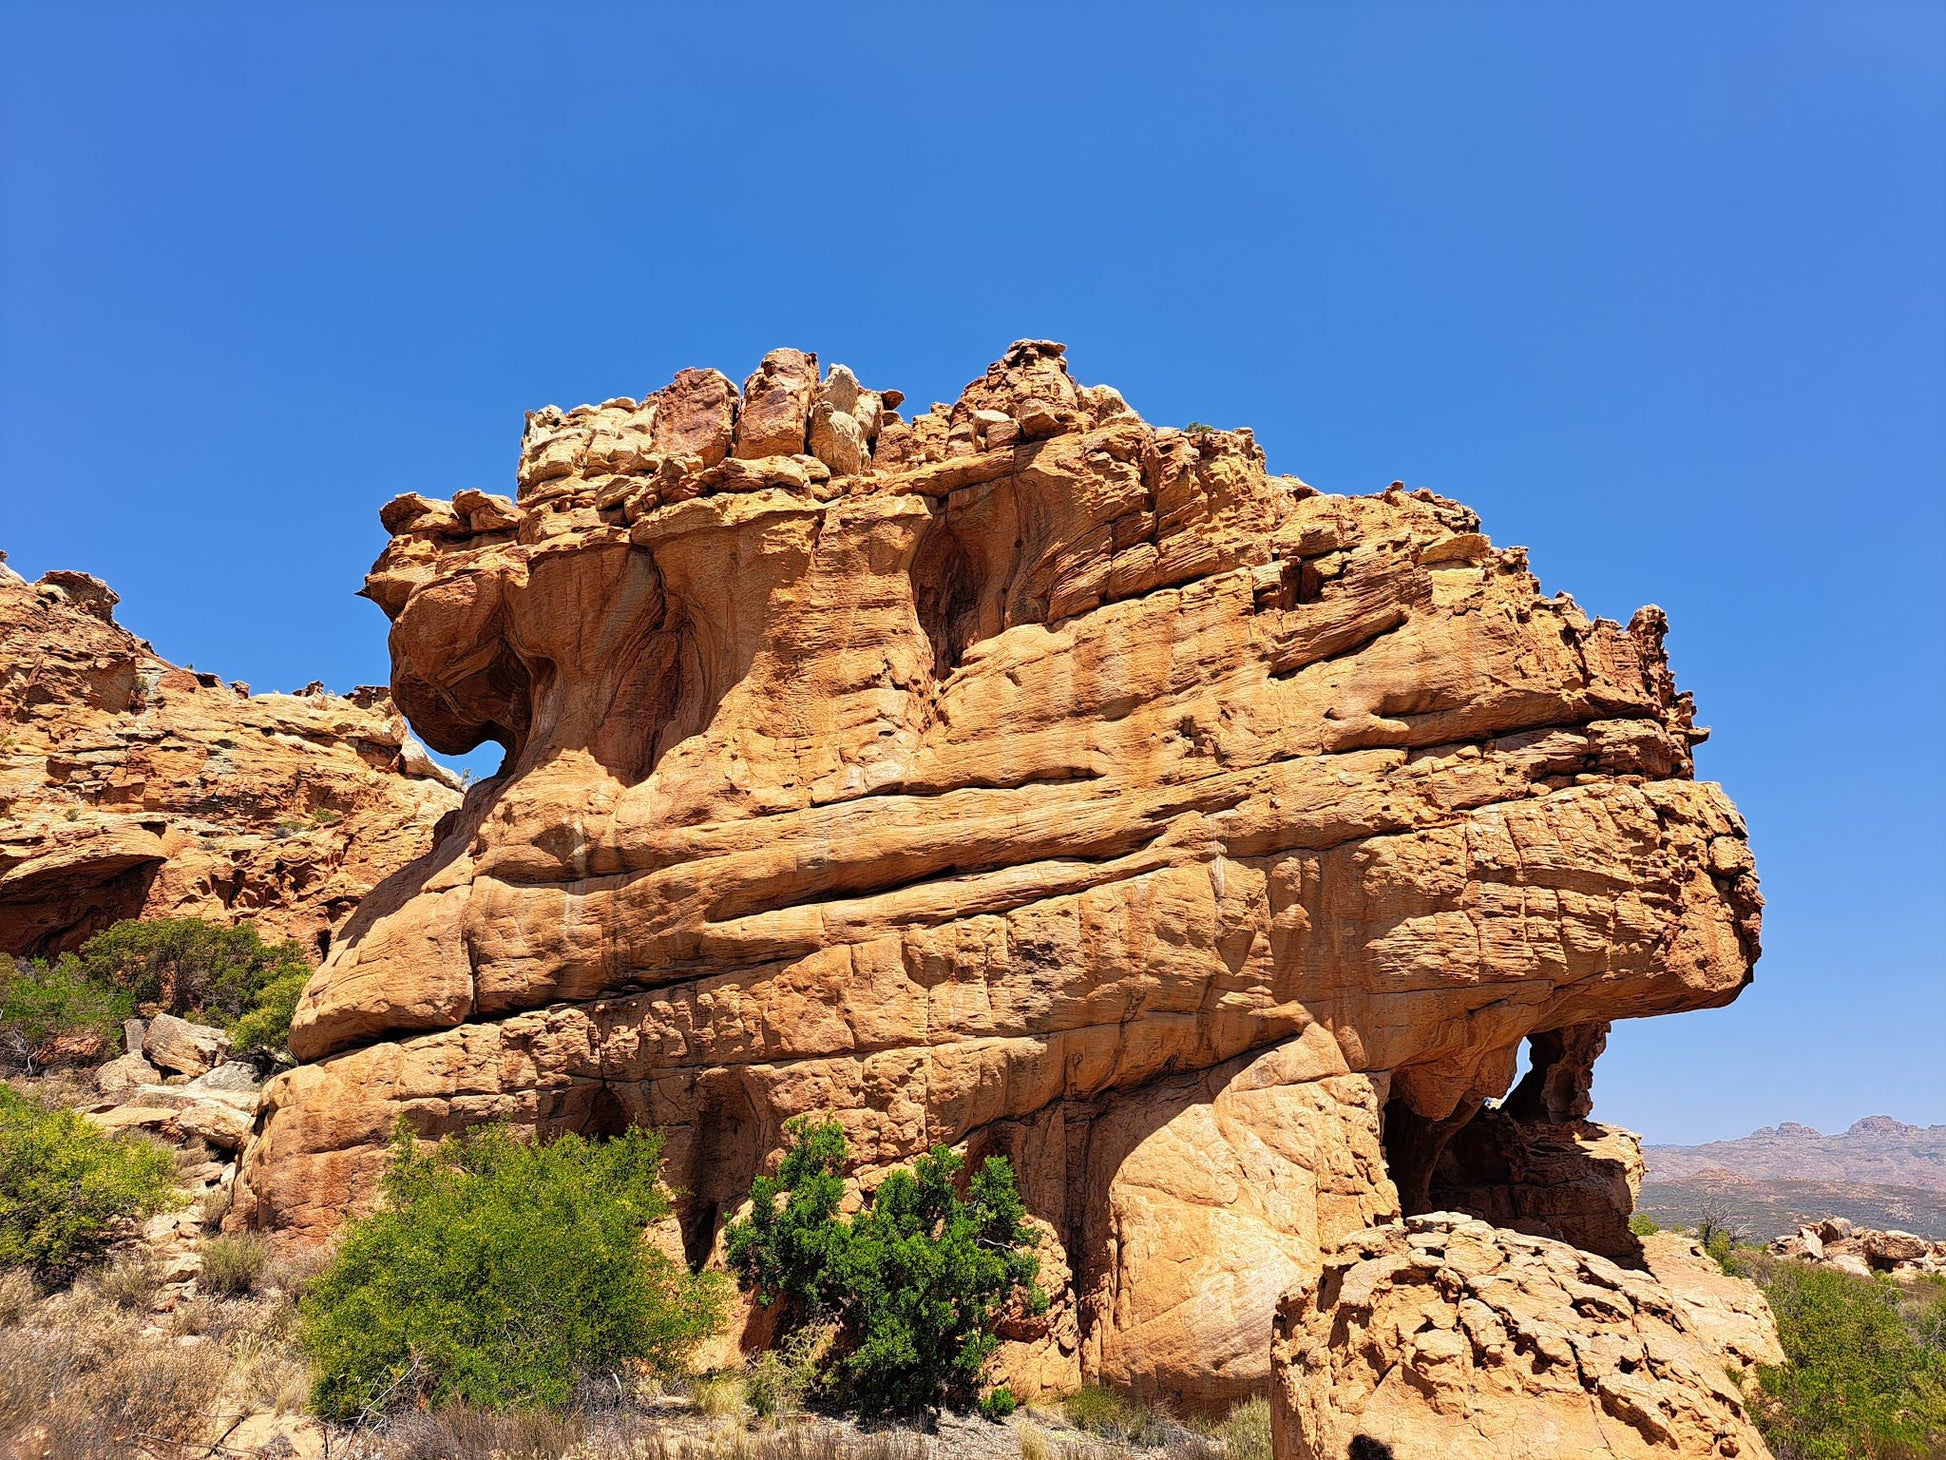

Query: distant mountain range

[1644,1117,1946,1190]
[1638,1117,1946,1241]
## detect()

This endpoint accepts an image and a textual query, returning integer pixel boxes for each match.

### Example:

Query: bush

[726,1117,1045,1418]
[1628,1212,1661,1236]
[226,967,309,1060]
[299,1121,726,1420]
[0,1085,178,1282]
[0,956,131,1074]
[976,1385,1017,1421]
[202,1233,271,1297]
[1749,1258,1946,1459]
[75,916,309,1021]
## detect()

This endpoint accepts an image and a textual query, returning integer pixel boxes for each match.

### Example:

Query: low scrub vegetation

[0,1084,178,1282]
[0,916,312,1074]
[727,1117,1046,1418]
[1732,1247,1946,1460]
[299,1120,727,1420]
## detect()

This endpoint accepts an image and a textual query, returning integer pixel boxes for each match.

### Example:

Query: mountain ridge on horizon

[1645,1114,1946,1190]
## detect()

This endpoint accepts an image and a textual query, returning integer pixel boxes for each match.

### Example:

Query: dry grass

[0,1262,319,1459]
[91,1250,162,1310]
[691,1371,752,1419]
[201,1232,270,1296]
[0,1267,36,1325]
[0,1287,228,1460]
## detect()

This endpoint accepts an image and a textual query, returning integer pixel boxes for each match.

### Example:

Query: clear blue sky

[3,3,1940,1145]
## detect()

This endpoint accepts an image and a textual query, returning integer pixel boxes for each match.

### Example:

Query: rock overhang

[238,339,1762,1404]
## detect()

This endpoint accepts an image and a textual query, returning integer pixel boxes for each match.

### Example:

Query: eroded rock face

[237,340,1761,1403]
[1271,1215,1774,1460]
[0,564,462,958]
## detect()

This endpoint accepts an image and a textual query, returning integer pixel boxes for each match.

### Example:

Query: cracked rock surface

[235,340,1762,1404]
[1271,1214,1774,1459]
[0,565,462,959]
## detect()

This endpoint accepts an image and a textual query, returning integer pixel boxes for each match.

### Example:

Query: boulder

[176,1098,254,1151]
[1861,1228,1929,1265]
[1271,1214,1773,1460]
[1640,1231,1785,1373]
[186,1060,263,1095]
[94,1049,161,1099]
[238,341,1762,1405]
[143,1013,231,1078]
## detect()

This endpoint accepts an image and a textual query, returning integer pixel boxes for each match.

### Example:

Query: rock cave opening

[1382,1022,1644,1264]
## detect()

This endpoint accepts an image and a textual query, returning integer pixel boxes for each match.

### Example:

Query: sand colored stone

[0,564,461,958]
[1271,1214,1774,1459]
[234,341,1762,1403]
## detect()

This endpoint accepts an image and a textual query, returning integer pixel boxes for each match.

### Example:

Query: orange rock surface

[0,564,461,958]
[1271,1215,1774,1459]
[236,341,1762,1403]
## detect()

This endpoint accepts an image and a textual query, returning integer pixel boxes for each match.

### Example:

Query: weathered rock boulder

[1271,1214,1774,1460]
[1771,1220,1946,1278]
[0,562,463,958]
[1639,1231,1785,1375]
[141,1012,232,1078]
[236,341,1761,1403]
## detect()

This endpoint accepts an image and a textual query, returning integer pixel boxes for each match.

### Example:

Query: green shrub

[1750,1258,1946,1460]
[201,1233,270,1297]
[298,1121,725,1421]
[976,1385,1017,1421]
[225,969,308,1061]
[0,1085,178,1282]
[725,1117,1045,1418]
[72,917,313,1062]
[1628,1212,1661,1236]
[0,955,131,1073]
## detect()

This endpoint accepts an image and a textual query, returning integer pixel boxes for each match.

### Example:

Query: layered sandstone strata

[236,341,1761,1403]
[0,563,461,957]
[1270,1215,1774,1460]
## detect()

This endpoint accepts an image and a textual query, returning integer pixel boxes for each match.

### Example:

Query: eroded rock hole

[911,518,983,681]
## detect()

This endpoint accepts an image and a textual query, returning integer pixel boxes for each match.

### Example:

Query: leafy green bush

[1628,1212,1661,1236]
[726,1117,1045,1418]
[1748,1257,1946,1460]
[0,955,132,1073]
[976,1385,1017,1421]
[299,1121,725,1420]
[0,1085,178,1282]
[76,917,310,1040]
[224,968,308,1061]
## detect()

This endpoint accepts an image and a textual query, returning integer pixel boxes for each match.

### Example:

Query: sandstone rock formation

[0,563,462,957]
[236,341,1762,1403]
[1271,1215,1774,1460]
[1770,1217,1946,1278]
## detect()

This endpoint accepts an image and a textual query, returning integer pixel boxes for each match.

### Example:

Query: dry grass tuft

[691,1371,752,1419]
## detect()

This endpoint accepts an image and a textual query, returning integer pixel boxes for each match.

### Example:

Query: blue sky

[2,3,1940,1145]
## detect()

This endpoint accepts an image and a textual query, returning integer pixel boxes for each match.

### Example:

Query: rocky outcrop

[236,341,1761,1404]
[0,564,463,958]
[1271,1215,1774,1460]
[1770,1217,1946,1278]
